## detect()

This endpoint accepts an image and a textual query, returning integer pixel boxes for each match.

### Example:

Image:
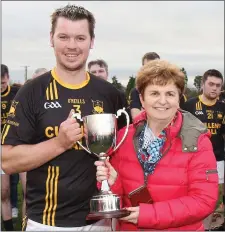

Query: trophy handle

[113,108,130,152]
[72,113,92,154]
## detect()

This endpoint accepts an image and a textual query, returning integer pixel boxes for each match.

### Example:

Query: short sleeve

[130,88,142,110]
[1,84,37,145]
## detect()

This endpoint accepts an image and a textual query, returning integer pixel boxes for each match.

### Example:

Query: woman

[95,60,218,231]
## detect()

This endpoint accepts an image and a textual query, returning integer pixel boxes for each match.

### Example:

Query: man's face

[89,64,108,80]
[1,75,9,93]
[202,76,223,100]
[50,17,94,72]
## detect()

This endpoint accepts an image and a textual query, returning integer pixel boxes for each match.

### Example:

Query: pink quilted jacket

[109,110,218,231]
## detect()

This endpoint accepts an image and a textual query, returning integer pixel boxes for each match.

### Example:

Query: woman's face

[140,82,180,122]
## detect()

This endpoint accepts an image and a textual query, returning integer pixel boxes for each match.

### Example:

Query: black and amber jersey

[1,69,127,227]
[130,88,142,110]
[183,95,225,161]
[1,85,20,132]
[179,94,187,110]
[219,92,225,103]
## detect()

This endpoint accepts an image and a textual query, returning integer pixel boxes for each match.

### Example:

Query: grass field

[1,181,224,231]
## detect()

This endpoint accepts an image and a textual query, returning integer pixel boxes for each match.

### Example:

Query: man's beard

[63,62,85,72]
[205,93,219,101]
[59,59,86,72]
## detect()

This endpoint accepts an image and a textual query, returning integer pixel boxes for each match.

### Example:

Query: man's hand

[55,109,83,150]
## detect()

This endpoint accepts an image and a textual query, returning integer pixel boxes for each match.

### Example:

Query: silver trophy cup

[73,108,130,219]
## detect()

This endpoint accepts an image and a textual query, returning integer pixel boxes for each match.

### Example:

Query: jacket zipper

[206,169,218,180]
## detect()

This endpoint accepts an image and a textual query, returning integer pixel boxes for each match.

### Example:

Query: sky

[2,1,224,87]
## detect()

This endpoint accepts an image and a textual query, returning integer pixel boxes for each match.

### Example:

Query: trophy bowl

[87,193,129,219]
[73,108,130,219]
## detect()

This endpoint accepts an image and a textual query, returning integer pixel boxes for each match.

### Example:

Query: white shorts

[26,218,112,231]
[217,161,224,184]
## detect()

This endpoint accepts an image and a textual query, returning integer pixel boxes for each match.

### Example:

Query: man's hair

[1,64,9,78]
[88,59,108,73]
[51,4,95,39]
[33,68,48,76]
[11,83,22,88]
[202,69,223,83]
[142,52,160,65]
[136,60,185,98]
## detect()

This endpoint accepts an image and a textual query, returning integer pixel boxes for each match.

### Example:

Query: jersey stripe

[46,88,50,101]
[43,166,59,226]
[53,80,58,100]
[43,166,51,224]
[196,101,202,111]
[47,166,55,225]
[1,124,7,138]
[51,166,59,226]
[49,83,54,100]
[1,125,10,144]
[46,81,58,101]
[196,102,199,110]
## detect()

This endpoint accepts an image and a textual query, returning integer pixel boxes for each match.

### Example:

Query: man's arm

[2,110,83,174]
[2,138,65,174]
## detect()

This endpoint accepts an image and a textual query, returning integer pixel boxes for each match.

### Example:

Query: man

[25,68,48,84]
[130,52,187,120]
[183,69,225,230]
[1,65,27,230]
[1,64,18,230]
[2,5,126,231]
[130,52,160,120]
[32,68,48,79]
[88,59,108,81]
[88,59,129,119]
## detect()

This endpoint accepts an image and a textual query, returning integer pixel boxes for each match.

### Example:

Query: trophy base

[86,209,130,220]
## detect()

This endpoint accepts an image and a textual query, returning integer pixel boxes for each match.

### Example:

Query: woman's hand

[94,159,118,186]
[120,207,140,224]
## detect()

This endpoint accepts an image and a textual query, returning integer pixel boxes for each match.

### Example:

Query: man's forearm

[2,137,66,174]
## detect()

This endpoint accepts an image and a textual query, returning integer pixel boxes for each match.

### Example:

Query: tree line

[111,68,224,100]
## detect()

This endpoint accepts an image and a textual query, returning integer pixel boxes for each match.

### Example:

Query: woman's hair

[136,60,185,97]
